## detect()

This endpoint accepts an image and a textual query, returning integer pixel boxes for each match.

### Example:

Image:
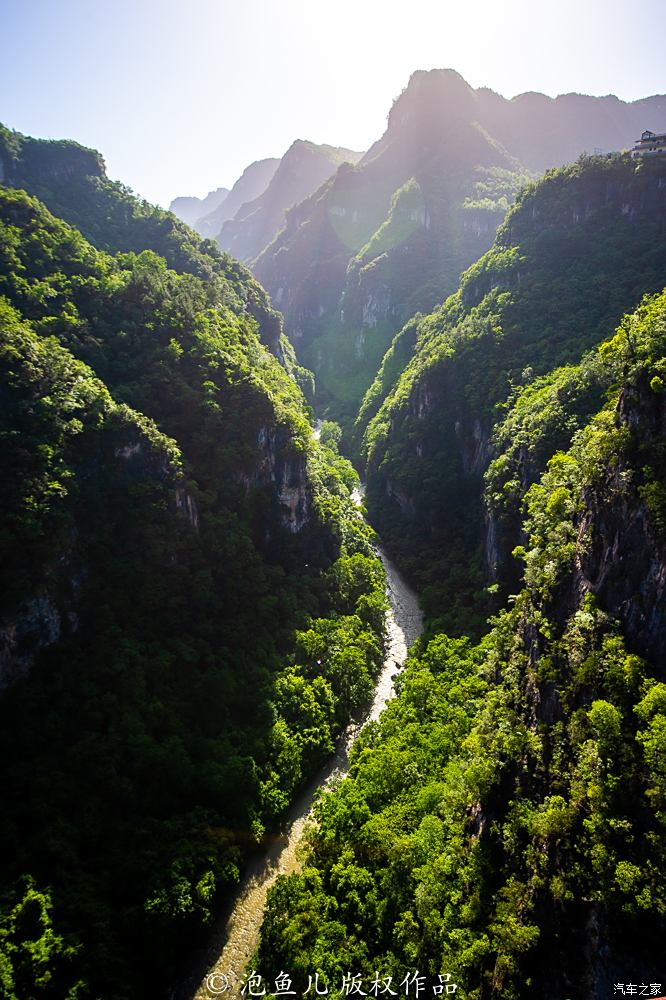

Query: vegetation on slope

[361,153,666,635]
[218,140,362,265]
[254,67,666,428]
[0,183,387,998]
[0,122,305,382]
[253,72,533,426]
[257,290,666,1000]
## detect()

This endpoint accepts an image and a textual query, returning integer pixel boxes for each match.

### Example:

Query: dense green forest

[2,90,666,1000]
[0,123,315,393]
[0,167,387,996]
[257,288,666,1000]
[360,153,666,635]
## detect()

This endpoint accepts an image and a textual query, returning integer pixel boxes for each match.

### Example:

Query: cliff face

[254,291,666,1000]
[504,298,666,992]
[0,438,190,693]
[0,301,187,691]
[508,294,666,673]
[361,154,666,632]
[218,140,362,264]
[251,424,310,532]
[195,156,280,238]
[0,143,387,997]
[0,185,323,697]
[572,376,666,666]
[169,186,229,227]
[0,594,64,692]
[254,71,525,422]
[253,70,666,423]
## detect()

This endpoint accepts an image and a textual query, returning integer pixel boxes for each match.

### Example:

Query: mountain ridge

[252,68,666,423]
[360,151,666,633]
[169,185,229,227]
[217,139,363,263]
[0,134,387,997]
[194,156,281,238]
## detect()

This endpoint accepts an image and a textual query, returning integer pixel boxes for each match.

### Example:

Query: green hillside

[0,180,387,997]
[360,153,666,634]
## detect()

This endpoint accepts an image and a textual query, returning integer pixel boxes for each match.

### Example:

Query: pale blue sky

[1,0,665,207]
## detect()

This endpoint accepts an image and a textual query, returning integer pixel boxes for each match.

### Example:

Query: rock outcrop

[253,70,666,422]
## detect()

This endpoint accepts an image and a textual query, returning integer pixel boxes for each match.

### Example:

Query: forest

[1,58,666,1000]
[0,170,386,997]
[258,289,666,998]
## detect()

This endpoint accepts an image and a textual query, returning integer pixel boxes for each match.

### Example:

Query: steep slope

[475,86,666,173]
[255,70,529,422]
[0,123,287,362]
[257,290,666,1000]
[217,140,362,263]
[253,69,666,424]
[169,185,229,227]
[195,156,280,238]
[0,181,387,998]
[0,298,185,692]
[361,153,666,633]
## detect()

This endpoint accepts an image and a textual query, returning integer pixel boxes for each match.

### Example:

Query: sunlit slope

[258,289,666,1000]
[0,178,387,998]
[218,140,362,264]
[360,153,666,634]
[254,69,666,424]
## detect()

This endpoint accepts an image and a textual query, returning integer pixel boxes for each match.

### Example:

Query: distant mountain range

[171,70,666,424]
[169,185,228,227]
[252,69,666,421]
[192,156,280,238]
[169,140,362,252]
[4,64,666,1000]
[217,140,362,264]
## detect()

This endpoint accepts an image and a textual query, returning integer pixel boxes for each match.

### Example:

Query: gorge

[1,65,666,1000]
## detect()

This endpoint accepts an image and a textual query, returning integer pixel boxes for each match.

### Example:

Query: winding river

[181,487,423,1000]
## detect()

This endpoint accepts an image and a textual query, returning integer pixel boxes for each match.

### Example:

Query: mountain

[475,86,666,172]
[5,75,666,1000]
[252,128,666,1000]
[217,140,363,263]
[0,138,387,997]
[359,152,666,634]
[194,156,280,238]
[252,69,666,424]
[0,123,290,363]
[169,185,229,226]
[258,288,666,999]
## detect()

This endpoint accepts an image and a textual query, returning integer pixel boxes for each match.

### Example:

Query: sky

[1,0,665,208]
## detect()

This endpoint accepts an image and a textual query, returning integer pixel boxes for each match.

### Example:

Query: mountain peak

[1,123,105,186]
[388,68,477,130]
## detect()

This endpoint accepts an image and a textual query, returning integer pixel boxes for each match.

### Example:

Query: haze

[1,0,665,207]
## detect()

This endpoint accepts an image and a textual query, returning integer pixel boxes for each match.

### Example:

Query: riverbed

[183,489,423,1000]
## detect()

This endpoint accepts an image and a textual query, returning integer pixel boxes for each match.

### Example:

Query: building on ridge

[632,130,666,157]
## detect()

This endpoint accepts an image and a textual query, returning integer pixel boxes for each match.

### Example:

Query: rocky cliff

[218,139,362,263]
[0,171,386,998]
[0,303,186,691]
[253,69,666,424]
[195,156,280,238]
[254,291,666,1000]
[361,153,666,633]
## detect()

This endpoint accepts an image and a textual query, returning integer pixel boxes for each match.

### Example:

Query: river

[181,485,423,1000]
